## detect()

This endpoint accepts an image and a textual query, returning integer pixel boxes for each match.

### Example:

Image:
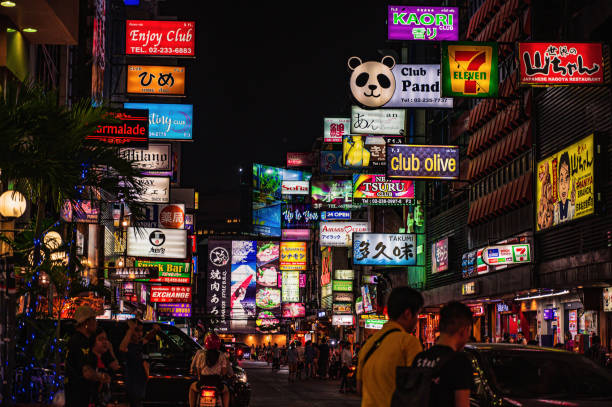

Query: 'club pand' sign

[126,20,195,56]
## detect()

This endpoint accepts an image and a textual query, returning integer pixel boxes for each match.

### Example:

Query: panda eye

[356,73,369,87]
[377,74,391,89]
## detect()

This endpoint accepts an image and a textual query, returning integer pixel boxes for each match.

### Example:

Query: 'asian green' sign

[134,260,191,284]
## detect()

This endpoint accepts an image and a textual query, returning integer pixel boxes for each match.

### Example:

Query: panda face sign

[348,56,396,108]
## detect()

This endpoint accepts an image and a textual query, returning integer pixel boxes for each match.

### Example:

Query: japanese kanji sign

[441,42,499,98]
[519,43,604,85]
[127,65,186,95]
[324,118,351,143]
[280,242,307,270]
[432,237,449,274]
[387,144,459,180]
[342,136,387,168]
[207,241,232,330]
[351,106,406,135]
[388,5,458,41]
[481,244,531,266]
[130,176,170,203]
[353,233,416,266]
[353,174,414,205]
[150,286,192,303]
[126,20,195,56]
[88,109,149,147]
[134,260,191,284]
[281,271,300,302]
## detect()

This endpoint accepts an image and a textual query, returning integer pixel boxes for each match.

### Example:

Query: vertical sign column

[207,241,232,330]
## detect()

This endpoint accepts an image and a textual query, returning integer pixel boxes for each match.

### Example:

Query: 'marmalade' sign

[126,20,195,56]
[88,109,148,147]
[519,43,604,85]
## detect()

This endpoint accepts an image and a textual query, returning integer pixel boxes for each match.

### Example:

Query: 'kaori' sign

[351,106,406,135]
[126,20,195,56]
[387,145,459,180]
[388,5,459,41]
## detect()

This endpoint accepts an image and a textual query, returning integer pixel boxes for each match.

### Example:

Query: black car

[465,343,612,406]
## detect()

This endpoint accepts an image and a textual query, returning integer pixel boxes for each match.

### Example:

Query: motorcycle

[345,356,358,393]
[197,365,251,407]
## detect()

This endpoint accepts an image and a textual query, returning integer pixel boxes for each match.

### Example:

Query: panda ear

[347,56,363,71]
[381,56,396,70]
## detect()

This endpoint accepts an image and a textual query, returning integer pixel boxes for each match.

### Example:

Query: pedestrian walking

[65,306,108,407]
[287,343,299,382]
[585,335,608,367]
[272,343,280,371]
[296,341,305,380]
[119,319,160,407]
[357,286,424,407]
[339,342,352,393]
[407,301,475,407]
[318,339,330,379]
[88,327,122,407]
[304,340,315,379]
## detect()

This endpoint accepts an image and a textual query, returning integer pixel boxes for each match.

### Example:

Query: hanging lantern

[44,231,63,250]
[0,190,27,218]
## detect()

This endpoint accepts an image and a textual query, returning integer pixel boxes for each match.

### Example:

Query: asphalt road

[241,360,361,407]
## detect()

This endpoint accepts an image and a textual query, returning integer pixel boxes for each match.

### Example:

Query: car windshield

[480,349,612,399]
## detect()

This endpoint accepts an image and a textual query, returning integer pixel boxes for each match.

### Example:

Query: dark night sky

[177,1,391,197]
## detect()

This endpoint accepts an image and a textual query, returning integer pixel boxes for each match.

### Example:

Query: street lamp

[0,190,26,218]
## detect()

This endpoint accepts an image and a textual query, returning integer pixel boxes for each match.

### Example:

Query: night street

[243,361,360,407]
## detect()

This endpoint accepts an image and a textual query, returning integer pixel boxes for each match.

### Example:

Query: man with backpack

[406,301,474,407]
[357,286,423,407]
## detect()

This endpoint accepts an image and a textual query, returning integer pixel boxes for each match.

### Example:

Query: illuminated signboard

[282,303,305,318]
[321,246,332,286]
[351,106,406,135]
[157,303,191,317]
[332,280,353,292]
[388,5,458,41]
[281,271,300,302]
[126,20,195,56]
[347,57,452,109]
[150,286,192,303]
[333,303,352,315]
[124,103,193,140]
[320,211,351,221]
[280,242,307,271]
[342,136,387,168]
[536,134,596,231]
[441,42,499,98]
[120,144,171,171]
[88,109,148,147]
[353,233,416,266]
[365,319,386,330]
[256,287,281,310]
[311,180,356,210]
[127,65,186,95]
[604,288,612,312]
[281,181,310,195]
[362,285,373,313]
[481,244,531,266]
[60,200,100,223]
[134,260,191,284]
[353,174,414,205]
[207,241,232,330]
[432,237,449,274]
[281,204,319,229]
[387,144,459,180]
[126,227,187,259]
[324,118,351,143]
[108,267,158,281]
[287,152,314,167]
[462,281,478,296]
[333,292,354,303]
[127,176,170,203]
[334,269,354,281]
[320,150,352,175]
[281,229,310,241]
[320,221,369,247]
[519,43,603,85]
[332,315,353,326]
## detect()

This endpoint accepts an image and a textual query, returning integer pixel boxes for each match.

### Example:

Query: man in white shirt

[339,341,353,393]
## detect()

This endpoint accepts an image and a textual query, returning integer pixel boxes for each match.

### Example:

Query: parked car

[465,343,612,406]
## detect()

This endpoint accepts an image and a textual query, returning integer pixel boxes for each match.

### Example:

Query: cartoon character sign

[348,56,396,108]
[554,152,575,224]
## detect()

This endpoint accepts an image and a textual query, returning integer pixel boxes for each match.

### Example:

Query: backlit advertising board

[108,267,158,281]
[351,106,406,135]
[134,260,191,284]
[320,221,369,247]
[320,150,352,175]
[361,286,373,313]
[324,118,351,143]
[124,103,193,140]
[157,303,191,317]
[281,181,310,195]
[230,241,257,330]
[281,271,300,302]
[321,211,351,221]
[333,303,352,315]
[282,303,305,318]
[334,269,354,281]
[281,229,310,241]
[60,200,100,223]
[536,134,595,231]
[88,109,148,147]
[332,315,353,326]
[481,244,531,266]
[604,288,612,312]
[127,65,186,95]
[332,280,353,292]
[126,227,187,259]
[353,174,414,205]
[120,144,171,171]
[387,145,459,180]
[519,43,603,85]
[150,286,192,303]
[256,287,281,310]
[280,242,307,271]
[129,176,170,203]
[353,233,416,266]
[342,136,387,168]
[287,152,314,167]
[136,204,185,229]
[441,42,499,98]
[207,241,232,330]
[388,6,458,41]
[281,204,319,229]
[432,237,449,274]
[311,180,355,210]
[321,247,332,286]
[126,20,195,56]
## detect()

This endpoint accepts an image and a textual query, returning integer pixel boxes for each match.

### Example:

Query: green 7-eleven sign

[441,41,499,98]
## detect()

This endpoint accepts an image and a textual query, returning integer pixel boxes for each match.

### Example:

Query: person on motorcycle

[189,333,233,407]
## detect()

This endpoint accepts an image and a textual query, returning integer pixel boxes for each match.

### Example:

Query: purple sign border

[387,144,460,180]
[388,5,459,41]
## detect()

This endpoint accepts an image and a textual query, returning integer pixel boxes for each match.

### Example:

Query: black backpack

[390,351,456,407]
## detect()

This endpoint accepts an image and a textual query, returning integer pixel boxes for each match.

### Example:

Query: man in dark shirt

[318,339,330,379]
[65,305,110,407]
[412,302,474,407]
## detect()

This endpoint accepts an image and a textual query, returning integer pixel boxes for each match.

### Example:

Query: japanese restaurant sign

[127,65,186,95]
[280,242,307,271]
[126,20,195,56]
[519,43,603,85]
[150,286,192,303]
[320,221,369,247]
[388,5,458,41]
[287,152,314,167]
[324,118,351,143]
[353,174,414,205]
[157,303,191,317]
[441,42,499,97]
[124,103,193,140]
[387,145,459,180]
[88,109,148,147]
[281,271,300,302]
[432,237,449,274]
[134,260,191,284]
[353,233,416,266]
[207,241,232,330]
[351,106,406,135]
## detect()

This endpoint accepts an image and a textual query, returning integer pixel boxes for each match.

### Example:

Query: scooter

[197,368,251,407]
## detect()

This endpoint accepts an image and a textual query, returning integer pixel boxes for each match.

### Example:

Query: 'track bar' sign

[88,109,148,147]
[126,20,195,56]
[150,286,192,303]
